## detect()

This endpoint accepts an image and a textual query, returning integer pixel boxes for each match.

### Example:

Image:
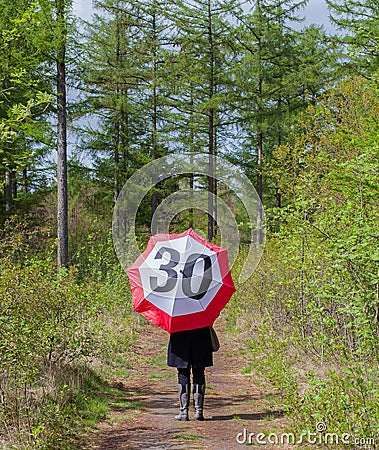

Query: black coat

[167,326,213,368]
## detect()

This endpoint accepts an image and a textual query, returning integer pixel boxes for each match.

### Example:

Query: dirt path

[85,320,298,450]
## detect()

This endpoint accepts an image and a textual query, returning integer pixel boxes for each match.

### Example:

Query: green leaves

[0,0,55,201]
[234,75,379,440]
[0,92,53,173]
[0,218,138,448]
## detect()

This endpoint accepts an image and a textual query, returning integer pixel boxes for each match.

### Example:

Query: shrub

[232,77,379,444]
[0,219,136,449]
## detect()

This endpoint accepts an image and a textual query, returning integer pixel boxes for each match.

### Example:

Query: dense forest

[1,0,378,448]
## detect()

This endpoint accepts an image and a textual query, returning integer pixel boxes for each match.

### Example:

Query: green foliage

[271,76,379,359]
[295,367,379,439]
[231,76,379,441]
[229,1,337,198]
[0,220,137,449]
[0,0,53,157]
[327,0,379,77]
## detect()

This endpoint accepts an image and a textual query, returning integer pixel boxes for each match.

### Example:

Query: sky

[72,0,335,32]
[304,0,334,31]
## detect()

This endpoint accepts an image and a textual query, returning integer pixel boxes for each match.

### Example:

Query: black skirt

[167,326,213,368]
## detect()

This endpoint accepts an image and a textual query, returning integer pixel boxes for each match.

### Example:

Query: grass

[241,365,253,374]
[112,367,132,378]
[145,353,166,368]
[149,371,172,380]
[81,397,109,428]
[74,373,145,446]
[109,396,144,411]
[173,434,202,441]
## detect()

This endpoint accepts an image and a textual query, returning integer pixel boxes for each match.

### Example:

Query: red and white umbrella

[126,228,236,333]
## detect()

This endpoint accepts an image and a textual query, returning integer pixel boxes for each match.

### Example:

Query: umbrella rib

[197,280,224,311]
[171,273,183,317]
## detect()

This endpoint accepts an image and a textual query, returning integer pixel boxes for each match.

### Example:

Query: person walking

[168,326,213,421]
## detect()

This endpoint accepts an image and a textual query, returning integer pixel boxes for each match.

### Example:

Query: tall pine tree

[327,0,379,76]
[168,0,237,240]
[233,0,337,214]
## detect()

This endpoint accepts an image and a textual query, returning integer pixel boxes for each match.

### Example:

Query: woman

[167,326,213,421]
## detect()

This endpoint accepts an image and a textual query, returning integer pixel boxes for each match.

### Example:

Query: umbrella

[126,228,236,333]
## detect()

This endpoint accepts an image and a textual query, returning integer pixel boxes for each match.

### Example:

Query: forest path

[84,319,298,450]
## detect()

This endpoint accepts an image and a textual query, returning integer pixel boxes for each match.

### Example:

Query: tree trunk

[5,171,12,213]
[256,14,264,244]
[23,168,28,194]
[189,93,194,229]
[122,90,129,180]
[151,82,158,233]
[207,0,215,242]
[114,14,121,203]
[257,128,264,243]
[151,6,158,235]
[114,122,120,203]
[56,0,69,267]
[213,110,218,236]
[255,2,264,244]
[276,188,282,208]
[208,128,215,242]
[12,173,17,199]
[276,96,282,208]
[151,74,158,233]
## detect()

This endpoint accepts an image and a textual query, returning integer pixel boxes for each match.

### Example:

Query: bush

[231,77,379,444]
[0,219,137,449]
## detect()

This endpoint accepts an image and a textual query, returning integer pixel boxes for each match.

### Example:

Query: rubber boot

[193,384,205,421]
[175,384,190,421]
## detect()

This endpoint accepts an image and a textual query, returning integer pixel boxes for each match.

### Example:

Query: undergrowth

[229,239,379,449]
[0,219,138,449]
[227,78,379,449]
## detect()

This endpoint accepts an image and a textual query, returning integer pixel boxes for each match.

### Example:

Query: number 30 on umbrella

[126,228,236,333]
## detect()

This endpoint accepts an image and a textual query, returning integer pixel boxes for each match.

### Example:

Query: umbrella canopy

[126,228,236,333]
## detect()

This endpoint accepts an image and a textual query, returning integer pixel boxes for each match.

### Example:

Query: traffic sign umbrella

[126,228,236,333]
